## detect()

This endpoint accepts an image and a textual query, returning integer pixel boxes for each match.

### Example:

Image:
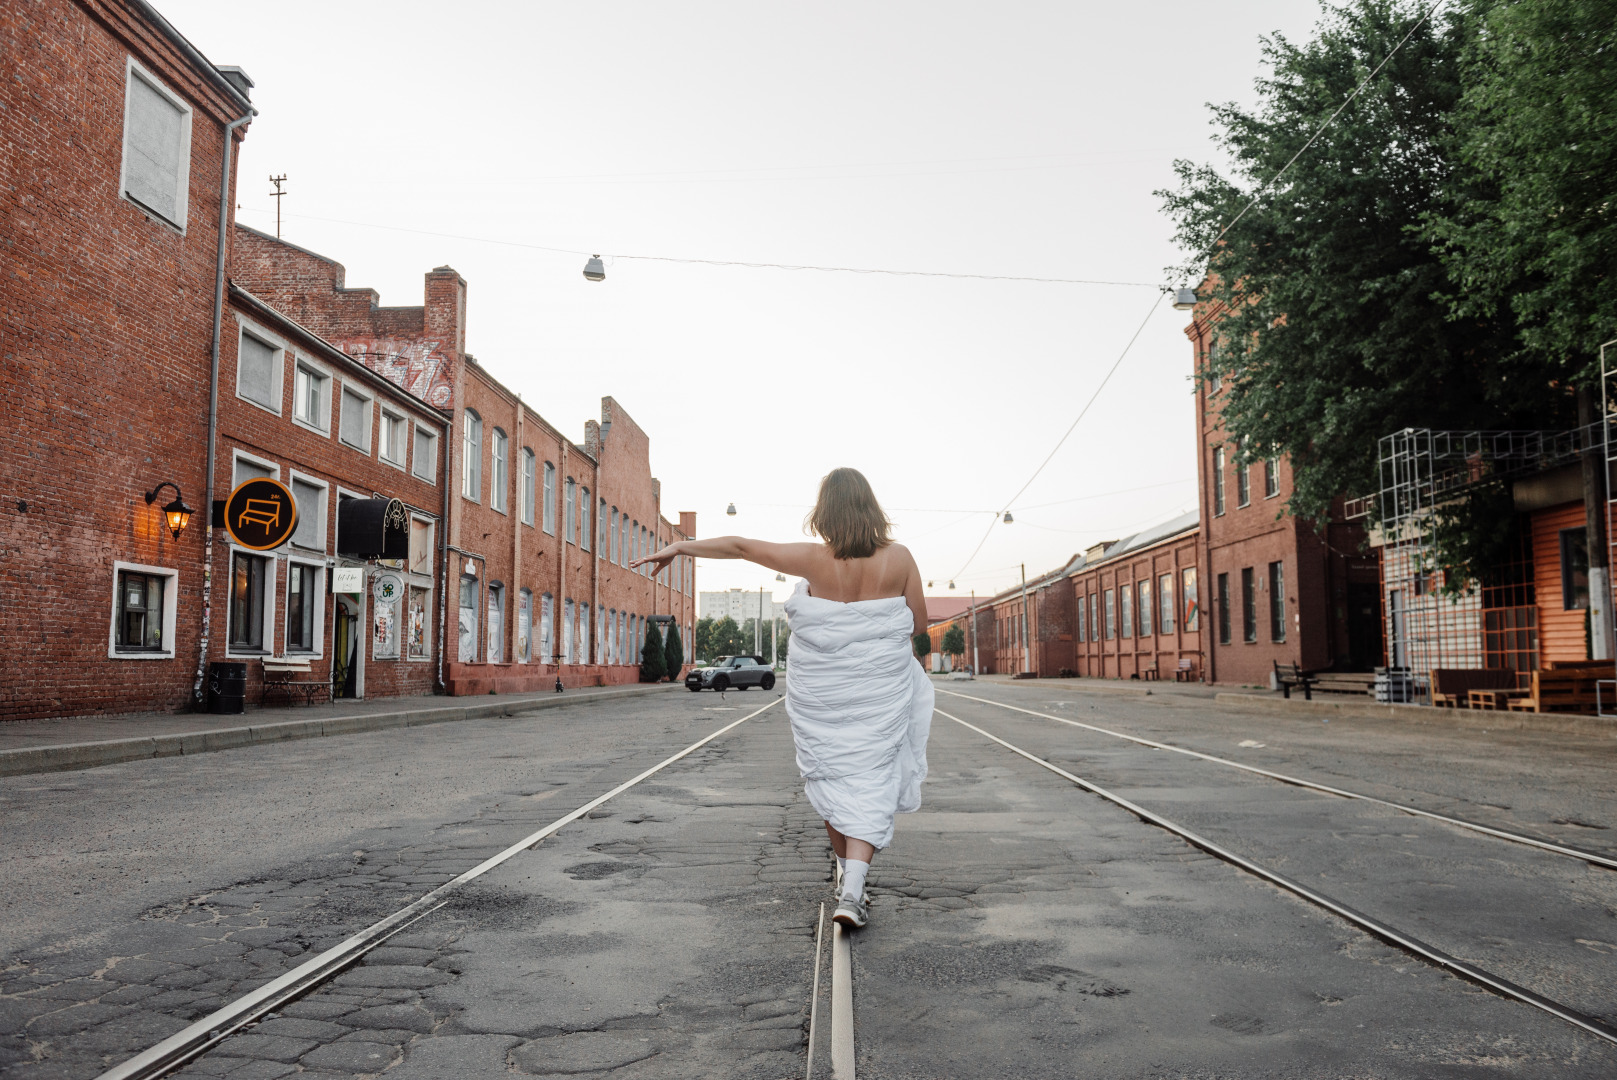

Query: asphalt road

[2,680,1614,1078]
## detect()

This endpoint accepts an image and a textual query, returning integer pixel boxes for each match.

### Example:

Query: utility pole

[269,174,287,238]
[756,586,763,656]
[1019,564,1032,675]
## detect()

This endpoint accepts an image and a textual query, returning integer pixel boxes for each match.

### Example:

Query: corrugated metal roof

[1072,509,1199,572]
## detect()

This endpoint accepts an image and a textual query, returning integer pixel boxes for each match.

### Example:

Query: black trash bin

[209,660,247,715]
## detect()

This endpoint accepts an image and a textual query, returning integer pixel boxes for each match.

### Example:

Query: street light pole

[756,586,763,656]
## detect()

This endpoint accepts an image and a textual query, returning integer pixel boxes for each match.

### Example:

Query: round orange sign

[224,477,299,550]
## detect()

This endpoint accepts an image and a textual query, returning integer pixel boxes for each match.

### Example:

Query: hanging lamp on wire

[583,255,605,282]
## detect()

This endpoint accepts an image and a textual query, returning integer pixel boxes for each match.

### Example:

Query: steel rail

[939,689,1617,871]
[805,902,826,1080]
[938,708,1617,1047]
[97,696,784,1080]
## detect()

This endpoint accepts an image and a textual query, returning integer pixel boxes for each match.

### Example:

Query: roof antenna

[269,174,287,238]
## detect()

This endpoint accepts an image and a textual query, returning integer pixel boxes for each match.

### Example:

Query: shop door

[1346,582,1383,670]
[332,597,359,699]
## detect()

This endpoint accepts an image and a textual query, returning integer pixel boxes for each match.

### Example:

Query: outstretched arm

[632,536,820,579]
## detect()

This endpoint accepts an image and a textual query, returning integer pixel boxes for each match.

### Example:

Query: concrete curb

[1214,691,1617,737]
[0,684,682,779]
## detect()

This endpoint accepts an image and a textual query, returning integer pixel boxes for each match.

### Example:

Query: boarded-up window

[409,519,433,575]
[123,66,190,226]
[291,479,323,549]
[232,456,272,490]
[340,388,370,449]
[238,333,278,408]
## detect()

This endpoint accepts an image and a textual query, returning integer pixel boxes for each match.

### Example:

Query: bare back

[802,543,910,603]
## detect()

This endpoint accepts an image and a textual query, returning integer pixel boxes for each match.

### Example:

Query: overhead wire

[941,0,1451,588]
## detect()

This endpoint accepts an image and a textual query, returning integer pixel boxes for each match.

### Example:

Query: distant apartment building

[699,589,782,625]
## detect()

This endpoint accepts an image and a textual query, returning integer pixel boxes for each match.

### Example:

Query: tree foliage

[640,621,667,682]
[1428,0,1617,383]
[941,624,966,657]
[663,622,684,677]
[693,617,715,662]
[913,631,933,660]
[1158,0,1585,580]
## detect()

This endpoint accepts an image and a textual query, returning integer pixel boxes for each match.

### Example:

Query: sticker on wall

[224,478,299,550]
[373,571,404,608]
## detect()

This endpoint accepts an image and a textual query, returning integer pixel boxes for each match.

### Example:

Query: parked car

[686,655,776,692]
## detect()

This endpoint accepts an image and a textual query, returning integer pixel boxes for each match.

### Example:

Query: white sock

[836,856,847,880]
[840,858,870,902]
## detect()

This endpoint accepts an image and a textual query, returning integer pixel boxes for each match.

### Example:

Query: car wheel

[760,673,776,690]
[713,675,729,692]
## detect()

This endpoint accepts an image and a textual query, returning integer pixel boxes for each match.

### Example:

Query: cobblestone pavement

[3,681,1615,1077]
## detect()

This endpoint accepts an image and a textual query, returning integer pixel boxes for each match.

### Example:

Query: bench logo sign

[224,478,299,550]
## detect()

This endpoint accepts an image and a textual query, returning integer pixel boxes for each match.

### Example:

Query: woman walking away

[633,467,933,929]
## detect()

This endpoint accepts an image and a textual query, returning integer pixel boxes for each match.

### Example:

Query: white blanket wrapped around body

[784,580,933,850]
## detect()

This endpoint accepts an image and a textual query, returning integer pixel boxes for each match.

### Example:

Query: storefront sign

[373,571,404,607]
[224,478,298,550]
[332,567,365,594]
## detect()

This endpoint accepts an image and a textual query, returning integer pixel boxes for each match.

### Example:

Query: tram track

[936,705,1617,1049]
[939,688,1617,870]
[94,697,785,1080]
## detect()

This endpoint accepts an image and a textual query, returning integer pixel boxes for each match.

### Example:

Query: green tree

[693,617,716,662]
[1429,0,1617,384]
[913,631,933,661]
[640,621,667,682]
[941,624,966,660]
[1158,0,1562,579]
[776,623,791,663]
[709,616,744,658]
[663,622,684,677]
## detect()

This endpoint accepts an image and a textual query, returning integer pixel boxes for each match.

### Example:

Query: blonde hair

[806,468,893,560]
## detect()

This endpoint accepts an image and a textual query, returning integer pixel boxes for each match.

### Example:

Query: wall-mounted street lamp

[583,255,606,282]
[144,481,193,541]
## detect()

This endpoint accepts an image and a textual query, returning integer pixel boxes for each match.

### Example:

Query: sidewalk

[0,682,681,778]
[947,672,1220,700]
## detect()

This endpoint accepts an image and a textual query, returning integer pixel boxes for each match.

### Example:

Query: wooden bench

[1430,668,1519,708]
[1311,671,1374,696]
[1506,665,1615,714]
[1142,659,1160,682]
[1174,658,1198,682]
[263,658,331,707]
[1273,661,1318,701]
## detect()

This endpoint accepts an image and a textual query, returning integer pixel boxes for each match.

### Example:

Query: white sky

[162,0,1320,604]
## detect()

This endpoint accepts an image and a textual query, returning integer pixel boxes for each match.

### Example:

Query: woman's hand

[631,542,682,576]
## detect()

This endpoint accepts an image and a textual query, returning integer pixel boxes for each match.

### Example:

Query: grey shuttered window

[122,65,190,227]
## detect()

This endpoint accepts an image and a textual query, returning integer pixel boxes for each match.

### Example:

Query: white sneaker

[832,896,869,929]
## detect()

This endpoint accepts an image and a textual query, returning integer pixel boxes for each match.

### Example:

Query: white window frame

[520,448,535,526]
[461,410,483,503]
[233,317,286,416]
[338,381,375,454]
[230,448,281,490]
[564,478,576,545]
[224,545,279,658]
[490,428,509,514]
[542,461,556,534]
[290,355,334,435]
[580,486,590,551]
[412,423,438,484]
[107,561,179,660]
[286,469,329,553]
[120,58,192,232]
[283,556,327,658]
[378,407,408,470]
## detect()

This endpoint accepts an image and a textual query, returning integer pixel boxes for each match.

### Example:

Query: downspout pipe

[437,415,452,693]
[192,108,256,709]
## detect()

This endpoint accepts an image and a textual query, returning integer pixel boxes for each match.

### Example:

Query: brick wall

[0,0,251,719]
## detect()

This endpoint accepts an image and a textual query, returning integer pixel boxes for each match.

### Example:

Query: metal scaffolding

[1372,426,1597,701]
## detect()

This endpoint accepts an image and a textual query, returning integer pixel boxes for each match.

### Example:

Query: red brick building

[0,0,255,719]
[230,226,696,695]
[1185,298,1381,686]
[1070,511,1201,681]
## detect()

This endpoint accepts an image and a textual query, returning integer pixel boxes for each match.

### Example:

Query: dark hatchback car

[686,655,776,692]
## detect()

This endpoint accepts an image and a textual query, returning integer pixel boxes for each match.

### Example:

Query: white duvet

[783,580,934,850]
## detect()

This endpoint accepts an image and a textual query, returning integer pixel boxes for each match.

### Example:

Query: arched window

[542,461,556,533]
[461,410,482,502]
[564,478,576,543]
[521,449,535,525]
[490,428,508,512]
[610,507,619,563]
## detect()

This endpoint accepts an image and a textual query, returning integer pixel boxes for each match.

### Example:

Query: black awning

[337,497,409,559]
